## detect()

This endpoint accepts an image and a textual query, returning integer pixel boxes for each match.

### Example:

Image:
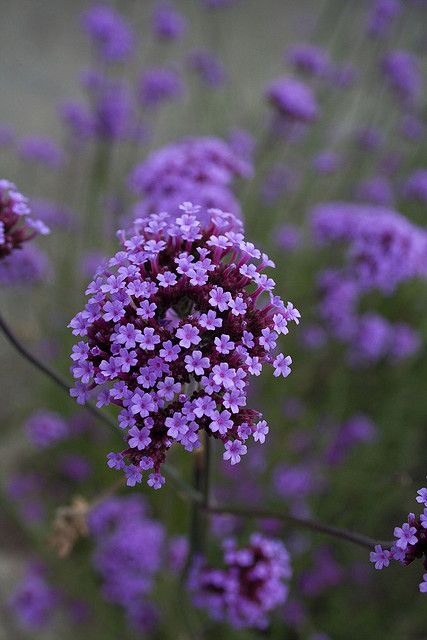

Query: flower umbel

[69,204,298,488]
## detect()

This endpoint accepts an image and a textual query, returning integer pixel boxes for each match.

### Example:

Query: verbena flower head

[189,533,292,629]
[286,43,331,77]
[88,495,164,631]
[403,169,427,203]
[266,77,319,123]
[382,50,421,105]
[69,204,298,488]
[9,564,59,629]
[81,4,134,62]
[370,484,427,593]
[152,3,187,40]
[0,180,49,261]
[187,49,227,88]
[0,244,50,286]
[138,67,184,109]
[367,0,402,37]
[17,136,65,170]
[128,137,252,221]
[24,410,69,449]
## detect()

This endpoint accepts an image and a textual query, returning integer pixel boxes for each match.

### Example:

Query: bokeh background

[1,0,427,638]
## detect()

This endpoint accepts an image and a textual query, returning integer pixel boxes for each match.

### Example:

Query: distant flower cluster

[129,136,253,221]
[311,202,427,364]
[69,205,298,488]
[88,495,164,632]
[0,180,49,261]
[189,533,292,628]
[370,485,427,594]
[9,565,59,629]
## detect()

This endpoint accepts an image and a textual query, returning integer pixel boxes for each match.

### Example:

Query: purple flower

[382,50,421,105]
[0,180,49,261]
[81,4,134,62]
[266,77,319,122]
[152,3,186,40]
[394,522,418,550]
[369,545,391,569]
[9,565,59,629]
[69,204,298,487]
[403,169,427,203]
[189,533,291,628]
[416,488,427,506]
[187,49,227,88]
[17,136,65,169]
[286,43,330,77]
[367,0,402,37]
[138,67,184,108]
[24,410,68,449]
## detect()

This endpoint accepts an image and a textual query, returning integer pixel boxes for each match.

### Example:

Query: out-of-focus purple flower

[228,128,256,162]
[354,176,394,206]
[9,564,59,629]
[403,169,427,203]
[326,414,377,465]
[382,50,422,105]
[367,0,402,36]
[94,80,134,141]
[129,136,252,222]
[301,324,327,350]
[276,223,301,251]
[389,323,421,360]
[81,4,134,62]
[400,114,425,140]
[286,43,330,77]
[60,454,92,482]
[189,533,291,629]
[0,179,49,263]
[355,126,383,150]
[168,535,189,572]
[88,495,164,632]
[187,49,227,88]
[152,3,187,40]
[261,164,300,206]
[80,251,107,279]
[138,67,184,108]
[17,136,66,169]
[274,463,319,500]
[24,410,68,449]
[300,546,343,596]
[59,100,95,142]
[312,150,341,174]
[266,77,319,122]
[330,63,358,88]
[30,198,74,230]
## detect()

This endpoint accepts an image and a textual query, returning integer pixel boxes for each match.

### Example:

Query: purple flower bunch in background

[129,136,253,220]
[189,533,292,628]
[69,204,298,488]
[9,564,59,629]
[311,201,427,364]
[88,495,164,632]
[0,180,49,261]
[370,486,427,593]
[81,4,134,63]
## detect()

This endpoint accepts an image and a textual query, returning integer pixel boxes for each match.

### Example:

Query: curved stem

[204,503,393,550]
[0,310,116,430]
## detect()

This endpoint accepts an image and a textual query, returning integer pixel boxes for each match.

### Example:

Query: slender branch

[0,310,116,430]
[204,503,393,550]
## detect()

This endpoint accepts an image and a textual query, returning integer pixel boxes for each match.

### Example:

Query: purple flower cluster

[403,169,427,203]
[138,67,184,109]
[312,202,427,364]
[286,43,331,77]
[382,50,421,105]
[187,49,227,88]
[367,0,402,37]
[69,204,298,488]
[189,533,291,628]
[24,410,68,449]
[0,244,50,286]
[129,136,253,220]
[0,180,49,261]
[370,485,427,593]
[81,4,134,62]
[17,136,65,170]
[152,3,187,41]
[88,495,164,631]
[266,77,319,123]
[9,564,59,629]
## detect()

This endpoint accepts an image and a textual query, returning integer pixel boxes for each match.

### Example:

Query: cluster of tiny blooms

[8,564,59,629]
[189,533,292,629]
[69,204,298,488]
[370,485,427,593]
[24,410,69,449]
[88,495,164,632]
[0,180,49,261]
[311,202,427,364]
[128,136,253,221]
